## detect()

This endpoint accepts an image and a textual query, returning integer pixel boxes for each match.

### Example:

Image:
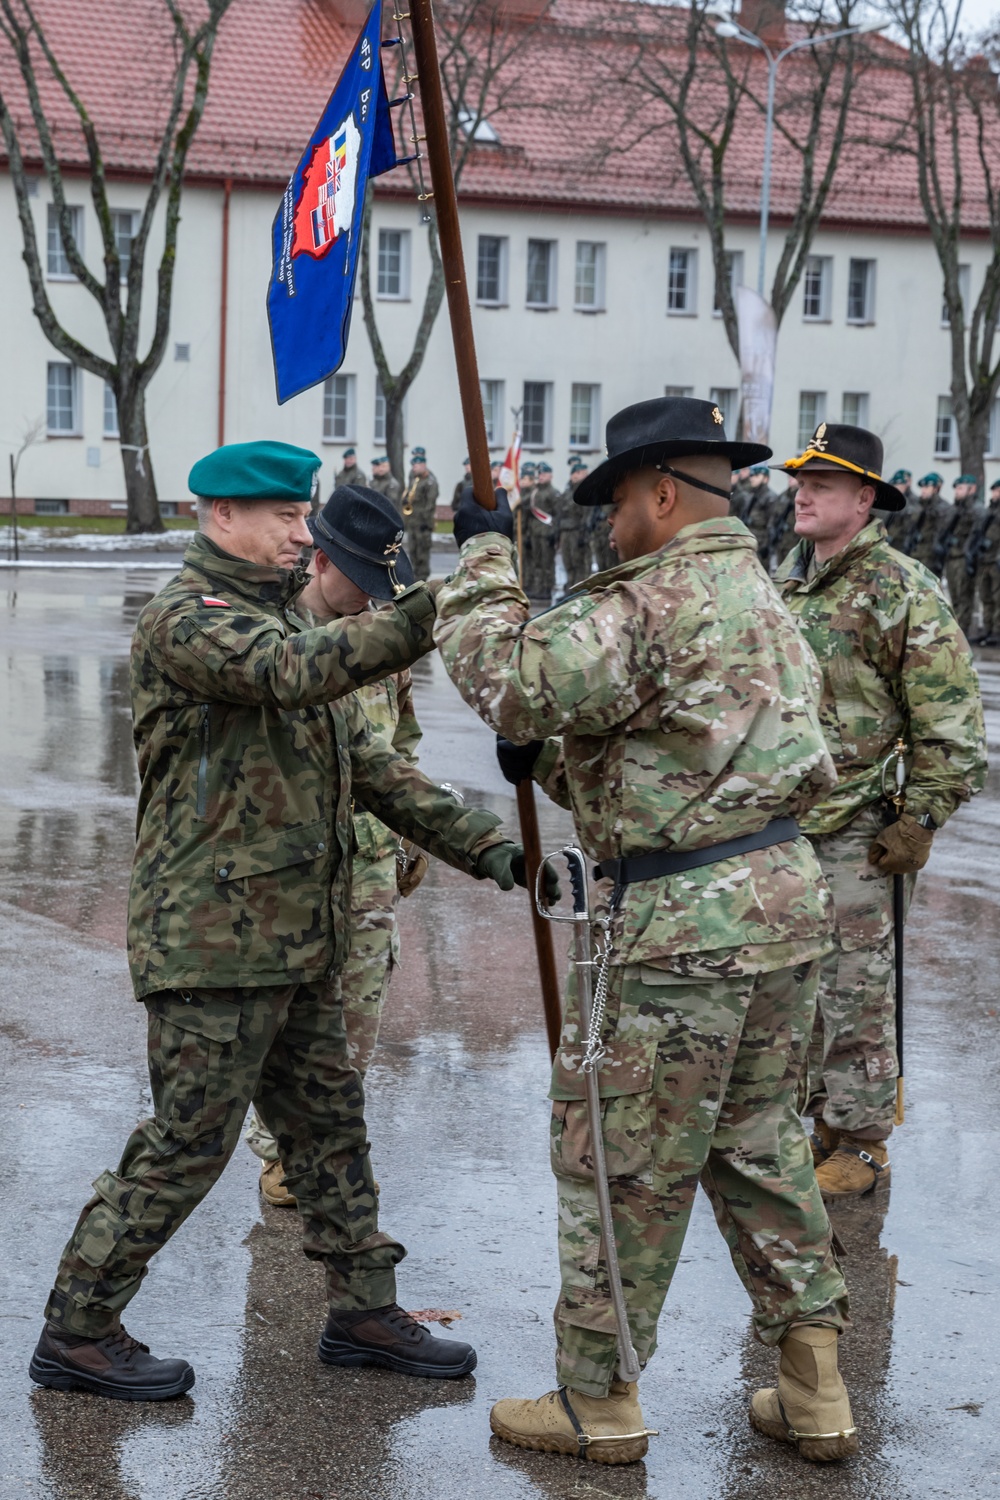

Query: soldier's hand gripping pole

[407,0,561,1050]
[881,738,909,1126]
[535,848,642,1383]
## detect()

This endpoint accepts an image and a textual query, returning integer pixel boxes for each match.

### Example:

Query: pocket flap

[145,992,242,1044]
[214,820,328,883]
[549,1035,657,1101]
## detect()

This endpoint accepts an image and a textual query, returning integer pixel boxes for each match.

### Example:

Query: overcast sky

[961,0,999,33]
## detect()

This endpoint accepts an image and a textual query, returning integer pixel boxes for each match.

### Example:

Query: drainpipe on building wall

[218,177,232,449]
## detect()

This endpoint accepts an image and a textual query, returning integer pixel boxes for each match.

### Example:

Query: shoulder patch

[200,596,230,608]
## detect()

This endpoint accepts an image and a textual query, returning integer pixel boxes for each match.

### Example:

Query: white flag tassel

[736,286,777,447]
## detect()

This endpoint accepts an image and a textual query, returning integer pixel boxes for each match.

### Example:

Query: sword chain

[581,888,622,1075]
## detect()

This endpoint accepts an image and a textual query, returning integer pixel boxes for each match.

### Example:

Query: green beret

[189,441,321,502]
[919,472,943,486]
[889,469,911,484]
[750,464,770,475]
[411,446,427,460]
[956,473,978,486]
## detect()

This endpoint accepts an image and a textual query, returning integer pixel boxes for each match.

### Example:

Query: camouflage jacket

[777,520,987,836]
[402,472,439,525]
[902,495,949,573]
[127,533,505,999]
[740,485,777,552]
[352,671,421,863]
[436,521,838,976]
[335,465,368,489]
[937,495,985,566]
[370,473,403,510]
[968,500,1000,570]
[550,485,584,535]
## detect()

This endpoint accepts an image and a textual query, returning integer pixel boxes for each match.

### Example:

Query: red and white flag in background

[499,428,521,507]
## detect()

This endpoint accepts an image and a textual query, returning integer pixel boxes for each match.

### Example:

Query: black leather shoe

[29,1323,195,1401]
[319,1303,476,1379]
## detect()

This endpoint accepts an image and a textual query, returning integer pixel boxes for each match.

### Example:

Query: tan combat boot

[814,1134,889,1200]
[490,1380,655,1465]
[809,1119,840,1169]
[259,1160,296,1207]
[750,1324,858,1462]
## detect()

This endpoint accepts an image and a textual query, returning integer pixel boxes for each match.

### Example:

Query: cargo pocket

[145,991,242,1137]
[212,819,331,974]
[549,1035,657,1182]
[74,1170,133,1270]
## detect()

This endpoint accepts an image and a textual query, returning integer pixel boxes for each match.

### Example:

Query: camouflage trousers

[559,529,591,591]
[946,557,976,636]
[247,853,399,1165]
[551,959,848,1398]
[404,519,434,582]
[977,564,1000,638]
[45,979,404,1338]
[806,807,914,1141]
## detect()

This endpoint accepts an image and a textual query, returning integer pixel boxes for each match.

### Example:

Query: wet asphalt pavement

[1,561,999,1500]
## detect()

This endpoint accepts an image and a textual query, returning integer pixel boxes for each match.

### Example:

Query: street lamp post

[714,17,886,298]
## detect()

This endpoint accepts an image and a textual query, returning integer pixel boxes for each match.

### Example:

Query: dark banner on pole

[267,0,397,404]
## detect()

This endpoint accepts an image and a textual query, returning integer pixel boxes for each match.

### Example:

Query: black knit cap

[308,485,414,600]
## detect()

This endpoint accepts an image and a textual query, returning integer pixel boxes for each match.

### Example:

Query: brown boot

[490,1380,655,1465]
[809,1119,840,1168]
[814,1134,889,1200]
[259,1160,296,1207]
[750,1325,858,1462]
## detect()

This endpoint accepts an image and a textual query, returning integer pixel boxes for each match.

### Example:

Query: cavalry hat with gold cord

[779,423,904,512]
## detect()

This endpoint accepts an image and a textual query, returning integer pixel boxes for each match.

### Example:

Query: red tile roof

[0,0,991,233]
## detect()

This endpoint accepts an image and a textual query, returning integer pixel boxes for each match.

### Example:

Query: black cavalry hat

[308,485,414,600]
[574,396,772,507]
[778,423,904,512]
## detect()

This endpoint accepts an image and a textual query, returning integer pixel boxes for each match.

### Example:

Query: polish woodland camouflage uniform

[968,494,1000,641]
[881,490,913,551]
[246,669,422,1170]
[524,480,558,599]
[436,520,849,1398]
[901,491,949,575]
[45,532,506,1339]
[740,483,778,571]
[402,469,440,581]
[552,480,591,590]
[370,471,403,511]
[768,488,799,574]
[778,521,987,1141]
[937,491,985,636]
[335,462,368,489]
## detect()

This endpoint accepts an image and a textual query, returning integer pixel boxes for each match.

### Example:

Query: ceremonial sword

[880,738,908,1126]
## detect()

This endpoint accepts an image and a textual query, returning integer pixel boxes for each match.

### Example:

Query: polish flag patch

[201,596,230,607]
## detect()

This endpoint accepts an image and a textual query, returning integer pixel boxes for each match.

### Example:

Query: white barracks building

[0,0,994,515]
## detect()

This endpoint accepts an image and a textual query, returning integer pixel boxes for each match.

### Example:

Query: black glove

[476,841,561,901]
[496,735,544,786]
[454,484,515,547]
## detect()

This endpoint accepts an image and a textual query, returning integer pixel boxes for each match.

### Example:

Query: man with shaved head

[437,398,857,1466]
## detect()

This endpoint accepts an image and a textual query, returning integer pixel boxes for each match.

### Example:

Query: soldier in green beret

[936,474,984,636]
[739,463,779,571]
[29,445,540,1401]
[369,455,402,511]
[881,469,912,550]
[901,472,948,575]
[552,459,592,593]
[968,478,1000,644]
[451,456,473,511]
[334,446,367,489]
[402,446,440,581]
[525,461,558,600]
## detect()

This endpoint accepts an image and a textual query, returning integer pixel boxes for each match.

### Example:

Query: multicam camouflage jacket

[777,520,987,836]
[127,532,505,999]
[436,520,838,976]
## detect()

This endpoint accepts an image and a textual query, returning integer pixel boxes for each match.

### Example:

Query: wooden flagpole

[406,0,562,1058]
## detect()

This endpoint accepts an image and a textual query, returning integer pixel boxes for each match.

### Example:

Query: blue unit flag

[268,0,398,404]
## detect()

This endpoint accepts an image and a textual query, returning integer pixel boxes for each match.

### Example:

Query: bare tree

[5,413,44,562]
[609,0,870,361]
[878,0,1000,487]
[0,0,233,532]
[360,0,550,483]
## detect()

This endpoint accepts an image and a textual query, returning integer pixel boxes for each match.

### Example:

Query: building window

[841,391,870,428]
[476,235,508,305]
[574,242,606,311]
[569,384,600,448]
[526,240,557,308]
[802,255,832,321]
[174,343,190,362]
[46,203,83,278]
[103,381,119,437]
[798,391,828,450]
[35,497,69,515]
[942,264,971,326]
[665,385,694,398]
[323,373,356,442]
[481,379,505,445]
[46,362,79,434]
[668,248,697,314]
[935,396,956,457]
[846,259,876,324]
[374,378,386,443]
[111,209,139,280]
[709,386,737,432]
[377,229,410,299]
[713,250,744,315]
[522,381,552,447]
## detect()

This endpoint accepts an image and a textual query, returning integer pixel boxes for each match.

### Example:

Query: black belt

[595,817,801,887]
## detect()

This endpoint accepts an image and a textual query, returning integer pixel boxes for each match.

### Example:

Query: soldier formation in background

[401,446,439,581]
[552,458,592,591]
[369,455,402,511]
[334,447,367,490]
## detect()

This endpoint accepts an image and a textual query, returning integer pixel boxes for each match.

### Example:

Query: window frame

[480,379,505,446]
[846,258,876,325]
[798,390,828,451]
[376,228,411,300]
[841,391,870,428]
[569,383,600,450]
[802,255,833,322]
[709,386,737,433]
[46,361,81,436]
[667,247,698,316]
[476,235,509,307]
[46,203,84,280]
[323,372,357,444]
[573,241,606,313]
[103,380,120,438]
[110,208,139,283]
[934,395,957,458]
[522,380,553,448]
[526,239,557,310]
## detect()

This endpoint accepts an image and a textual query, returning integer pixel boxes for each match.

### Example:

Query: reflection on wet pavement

[1,568,999,1498]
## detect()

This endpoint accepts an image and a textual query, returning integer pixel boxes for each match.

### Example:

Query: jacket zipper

[196,704,210,818]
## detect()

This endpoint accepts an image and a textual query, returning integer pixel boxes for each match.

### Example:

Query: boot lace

[104,1326,150,1364]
